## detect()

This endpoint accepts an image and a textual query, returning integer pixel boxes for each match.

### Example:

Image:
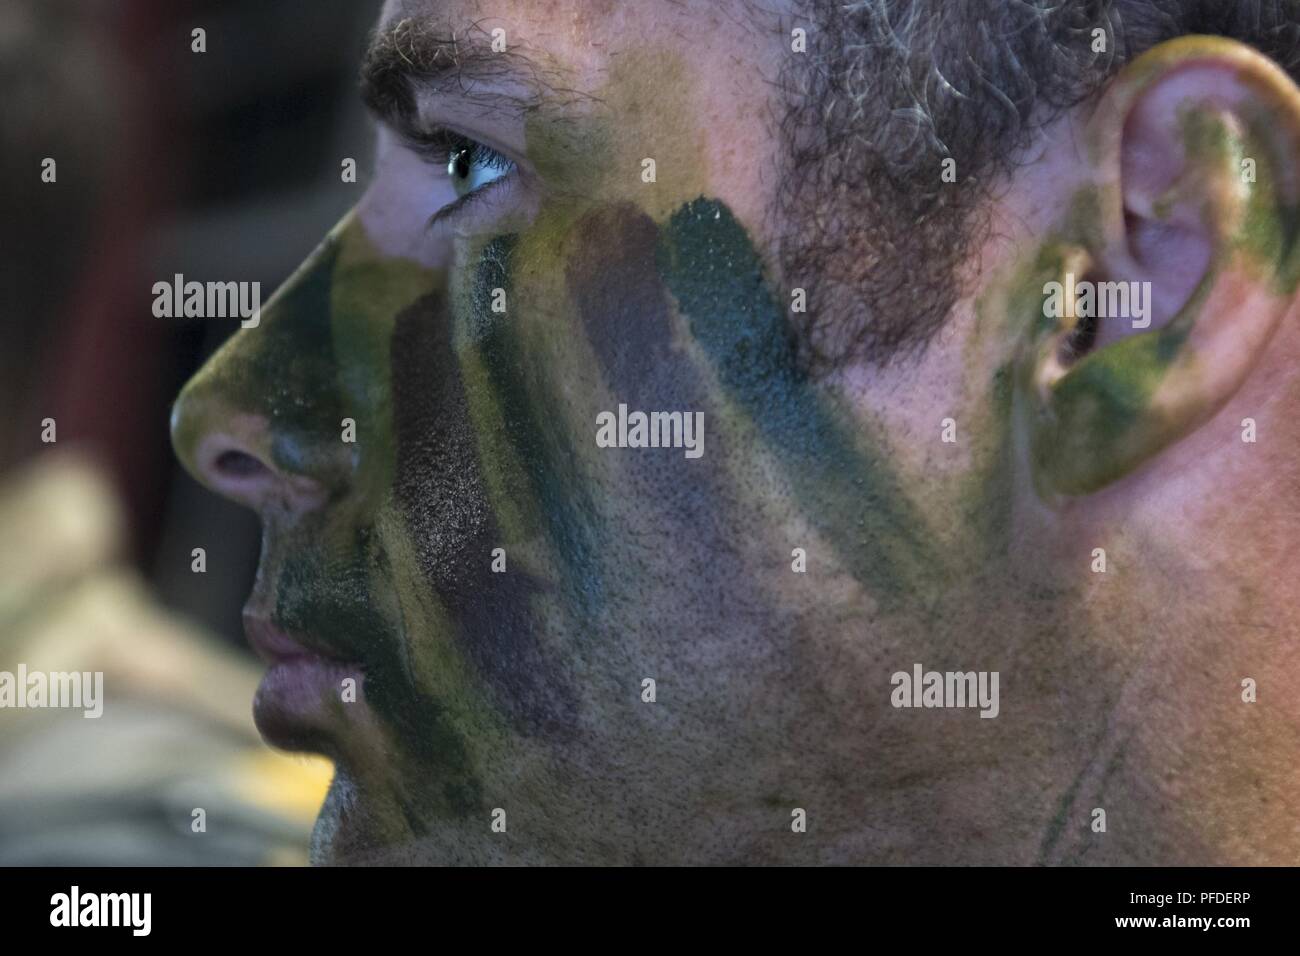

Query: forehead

[373,0,780,92]
[380,0,733,47]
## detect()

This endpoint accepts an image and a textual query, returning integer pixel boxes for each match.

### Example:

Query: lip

[242,610,363,751]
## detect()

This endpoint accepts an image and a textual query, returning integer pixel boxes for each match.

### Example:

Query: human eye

[404,126,519,227]
[446,136,514,199]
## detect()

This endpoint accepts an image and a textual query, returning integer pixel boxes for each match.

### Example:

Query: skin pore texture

[172,0,1300,864]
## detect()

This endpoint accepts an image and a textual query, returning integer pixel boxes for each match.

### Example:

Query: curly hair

[779,0,1300,371]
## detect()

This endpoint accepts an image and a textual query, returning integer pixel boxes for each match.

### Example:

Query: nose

[170,395,337,513]
[171,223,356,516]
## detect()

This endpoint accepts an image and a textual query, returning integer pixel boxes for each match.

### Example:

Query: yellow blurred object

[0,449,321,865]
[230,749,334,821]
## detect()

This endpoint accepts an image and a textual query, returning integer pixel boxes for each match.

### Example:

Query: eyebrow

[359,17,550,136]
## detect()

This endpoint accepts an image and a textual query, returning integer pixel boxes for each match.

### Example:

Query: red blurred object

[43,0,182,562]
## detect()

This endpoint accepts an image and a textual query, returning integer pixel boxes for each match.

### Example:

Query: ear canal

[1032,244,1095,401]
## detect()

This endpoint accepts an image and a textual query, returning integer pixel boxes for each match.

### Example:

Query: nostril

[184,421,332,513]
[214,449,268,479]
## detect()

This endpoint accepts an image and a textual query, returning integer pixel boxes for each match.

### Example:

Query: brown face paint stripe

[564,201,786,625]
[391,288,580,740]
[566,203,681,403]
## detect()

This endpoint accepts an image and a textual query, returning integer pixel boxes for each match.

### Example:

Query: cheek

[451,205,778,626]
[462,206,721,517]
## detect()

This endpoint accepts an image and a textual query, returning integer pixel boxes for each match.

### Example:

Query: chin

[307,767,434,865]
[308,769,389,865]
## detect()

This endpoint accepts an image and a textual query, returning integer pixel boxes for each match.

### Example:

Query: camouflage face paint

[176,213,543,859]
[655,198,943,605]
[389,267,579,740]
[173,4,998,860]
[171,6,1300,870]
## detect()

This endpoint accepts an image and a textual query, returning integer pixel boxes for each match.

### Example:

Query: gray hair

[779,0,1300,370]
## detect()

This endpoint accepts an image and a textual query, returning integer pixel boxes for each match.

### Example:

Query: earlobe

[1022,36,1300,499]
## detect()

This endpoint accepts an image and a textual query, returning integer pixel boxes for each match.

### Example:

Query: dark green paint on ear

[1029,318,1190,497]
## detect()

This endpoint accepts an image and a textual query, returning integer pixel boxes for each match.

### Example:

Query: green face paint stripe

[375,506,502,716]
[273,540,484,820]
[463,233,611,617]
[453,349,540,545]
[655,198,941,603]
[457,205,794,669]
[452,234,546,549]
[948,365,1017,565]
[329,219,440,500]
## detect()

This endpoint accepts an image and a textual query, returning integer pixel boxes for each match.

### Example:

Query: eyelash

[405,126,515,228]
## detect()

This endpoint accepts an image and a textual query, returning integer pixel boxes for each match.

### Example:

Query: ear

[1023,36,1300,498]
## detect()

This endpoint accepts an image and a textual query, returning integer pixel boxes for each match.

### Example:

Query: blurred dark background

[2,0,384,648]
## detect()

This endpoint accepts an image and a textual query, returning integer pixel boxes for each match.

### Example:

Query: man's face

[177,0,853,864]
[173,1,1300,864]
